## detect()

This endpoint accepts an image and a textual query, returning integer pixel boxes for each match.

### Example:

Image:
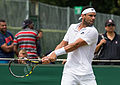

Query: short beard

[83,19,93,27]
[1,30,6,34]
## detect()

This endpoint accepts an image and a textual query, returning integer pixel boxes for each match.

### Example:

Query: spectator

[0,19,14,63]
[18,49,28,64]
[36,29,43,57]
[14,19,39,59]
[95,19,120,65]
[18,49,27,58]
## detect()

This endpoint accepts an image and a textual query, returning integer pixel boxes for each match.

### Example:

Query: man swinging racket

[42,6,98,85]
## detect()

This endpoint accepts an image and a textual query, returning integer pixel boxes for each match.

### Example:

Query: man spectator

[95,19,120,65]
[14,19,39,59]
[36,29,43,57]
[0,19,14,63]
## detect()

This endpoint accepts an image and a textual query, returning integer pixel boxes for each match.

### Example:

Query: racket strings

[9,59,35,78]
[10,62,26,76]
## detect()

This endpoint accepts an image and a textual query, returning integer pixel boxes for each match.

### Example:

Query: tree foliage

[37,0,120,16]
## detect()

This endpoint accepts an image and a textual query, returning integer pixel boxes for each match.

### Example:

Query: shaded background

[0,0,120,57]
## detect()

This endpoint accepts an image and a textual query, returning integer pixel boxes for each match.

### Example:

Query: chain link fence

[0,0,120,32]
[0,0,120,56]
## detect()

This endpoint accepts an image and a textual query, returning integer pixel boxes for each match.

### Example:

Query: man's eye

[89,15,96,17]
[2,25,6,26]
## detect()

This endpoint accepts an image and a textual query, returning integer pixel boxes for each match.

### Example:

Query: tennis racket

[8,58,42,78]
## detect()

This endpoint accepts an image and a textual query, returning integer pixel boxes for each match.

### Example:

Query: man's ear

[81,14,85,19]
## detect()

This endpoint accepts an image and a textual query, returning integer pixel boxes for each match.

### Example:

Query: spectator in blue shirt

[0,19,14,63]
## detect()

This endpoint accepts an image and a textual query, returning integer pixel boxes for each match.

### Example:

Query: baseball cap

[22,19,33,28]
[105,19,115,27]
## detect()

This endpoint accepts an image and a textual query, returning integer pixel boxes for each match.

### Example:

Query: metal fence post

[67,7,70,29]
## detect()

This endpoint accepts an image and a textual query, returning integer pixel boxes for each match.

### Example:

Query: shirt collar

[74,23,89,32]
[104,32,118,40]
[73,23,82,32]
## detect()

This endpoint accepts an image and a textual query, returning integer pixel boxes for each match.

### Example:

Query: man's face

[83,12,96,26]
[105,24,115,32]
[0,22,7,33]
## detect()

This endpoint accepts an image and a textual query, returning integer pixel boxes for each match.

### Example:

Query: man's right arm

[55,40,68,50]
[95,39,106,53]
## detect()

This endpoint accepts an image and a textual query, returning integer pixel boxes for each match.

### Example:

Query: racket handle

[39,61,42,64]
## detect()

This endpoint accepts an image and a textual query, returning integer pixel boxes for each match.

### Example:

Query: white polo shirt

[63,23,98,75]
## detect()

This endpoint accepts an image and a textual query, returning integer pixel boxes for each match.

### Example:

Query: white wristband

[47,51,54,56]
[54,47,66,56]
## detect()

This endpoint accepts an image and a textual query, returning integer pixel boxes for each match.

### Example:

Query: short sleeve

[7,31,14,40]
[63,31,69,42]
[63,25,72,42]
[97,34,103,44]
[80,27,98,45]
[14,34,18,45]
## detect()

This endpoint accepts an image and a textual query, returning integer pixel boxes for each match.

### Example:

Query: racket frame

[8,58,42,78]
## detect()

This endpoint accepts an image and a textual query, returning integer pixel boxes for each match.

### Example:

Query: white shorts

[61,72,97,85]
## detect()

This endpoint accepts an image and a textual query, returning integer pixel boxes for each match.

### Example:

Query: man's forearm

[95,43,103,53]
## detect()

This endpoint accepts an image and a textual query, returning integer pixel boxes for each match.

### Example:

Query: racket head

[8,59,36,78]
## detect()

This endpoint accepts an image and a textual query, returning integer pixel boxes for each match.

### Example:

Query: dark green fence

[0,64,120,85]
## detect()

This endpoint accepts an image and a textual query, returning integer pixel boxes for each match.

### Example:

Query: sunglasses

[107,24,115,27]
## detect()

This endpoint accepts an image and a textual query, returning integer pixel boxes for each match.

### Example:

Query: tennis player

[42,6,98,85]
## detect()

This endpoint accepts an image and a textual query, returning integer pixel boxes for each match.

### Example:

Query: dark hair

[0,19,6,22]
[81,6,94,15]
[22,19,33,29]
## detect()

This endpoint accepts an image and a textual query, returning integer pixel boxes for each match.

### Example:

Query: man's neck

[78,21,93,31]
[78,22,87,31]
[107,32,115,40]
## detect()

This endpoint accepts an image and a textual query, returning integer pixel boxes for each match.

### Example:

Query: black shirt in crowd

[95,32,120,65]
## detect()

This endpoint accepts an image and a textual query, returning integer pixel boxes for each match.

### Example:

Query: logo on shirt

[115,41,118,44]
[5,36,13,45]
[81,32,84,34]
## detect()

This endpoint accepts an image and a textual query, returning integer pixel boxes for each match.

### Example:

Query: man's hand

[42,52,57,64]
[100,39,106,45]
[48,52,57,62]
[18,57,26,64]
[42,56,50,64]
